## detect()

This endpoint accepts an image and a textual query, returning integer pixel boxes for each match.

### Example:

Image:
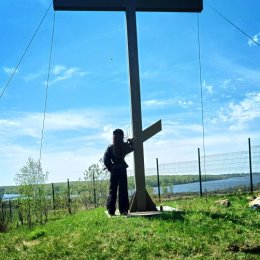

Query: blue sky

[1,0,260,186]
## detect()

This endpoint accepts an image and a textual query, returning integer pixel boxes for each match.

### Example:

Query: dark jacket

[103,141,134,172]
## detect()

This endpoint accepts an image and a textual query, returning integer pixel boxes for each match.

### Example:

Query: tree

[14,157,48,228]
[83,159,109,208]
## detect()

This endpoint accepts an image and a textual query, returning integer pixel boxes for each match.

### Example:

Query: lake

[153,175,260,194]
[2,194,20,200]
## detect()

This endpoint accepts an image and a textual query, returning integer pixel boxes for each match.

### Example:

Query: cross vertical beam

[125,0,149,211]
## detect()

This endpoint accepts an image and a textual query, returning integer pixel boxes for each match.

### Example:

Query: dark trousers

[106,168,129,214]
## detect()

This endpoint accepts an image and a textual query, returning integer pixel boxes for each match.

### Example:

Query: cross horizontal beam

[142,120,162,143]
[53,0,203,12]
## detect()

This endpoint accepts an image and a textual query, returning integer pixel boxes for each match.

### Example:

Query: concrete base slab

[157,205,182,212]
[127,211,161,217]
[105,206,182,218]
[127,206,182,216]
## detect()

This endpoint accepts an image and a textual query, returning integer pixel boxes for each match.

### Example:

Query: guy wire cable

[0,1,53,99]
[206,2,260,47]
[197,14,207,192]
[38,11,56,168]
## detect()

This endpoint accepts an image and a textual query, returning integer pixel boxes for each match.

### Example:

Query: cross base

[129,189,157,212]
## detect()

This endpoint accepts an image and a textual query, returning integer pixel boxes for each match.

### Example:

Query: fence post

[52,183,55,211]
[92,171,97,208]
[1,201,4,219]
[248,138,253,194]
[9,200,12,222]
[67,178,72,214]
[198,148,203,197]
[156,158,161,203]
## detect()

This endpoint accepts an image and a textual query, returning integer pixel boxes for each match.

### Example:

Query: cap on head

[113,128,124,137]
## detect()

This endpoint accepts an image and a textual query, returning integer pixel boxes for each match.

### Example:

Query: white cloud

[0,119,19,127]
[223,79,231,85]
[221,79,232,89]
[142,99,193,109]
[217,92,260,130]
[44,111,100,131]
[203,80,213,94]
[0,109,104,146]
[41,149,104,183]
[159,120,203,139]
[0,142,104,186]
[101,123,132,144]
[49,65,89,85]
[0,144,39,185]
[3,67,18,76]
[23,65,89,83]
[177,100,193,107]
[0,111,132,185]
[0,109,109,185]
[23,70,44,81]
[143,99,171,107]
[53,65,66,75]
[248,33,260,47]
[101,124,115,143]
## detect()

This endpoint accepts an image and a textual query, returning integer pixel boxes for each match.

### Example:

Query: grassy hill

[0,193,259,260]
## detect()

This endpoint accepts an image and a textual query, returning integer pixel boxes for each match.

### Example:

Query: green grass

[0,193,259,260]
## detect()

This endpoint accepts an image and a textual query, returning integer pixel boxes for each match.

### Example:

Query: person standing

[103,129,134,216]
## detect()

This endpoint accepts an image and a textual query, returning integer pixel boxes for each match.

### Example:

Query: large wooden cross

[53,0,203,212]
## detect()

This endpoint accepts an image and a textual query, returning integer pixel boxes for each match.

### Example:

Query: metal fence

[145,140,260,196]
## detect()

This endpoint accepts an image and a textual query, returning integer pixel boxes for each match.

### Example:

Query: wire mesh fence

[0,178,108,229]
[145,143,260,196]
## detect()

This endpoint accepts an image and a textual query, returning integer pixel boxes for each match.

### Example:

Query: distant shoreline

[2,173,260,199]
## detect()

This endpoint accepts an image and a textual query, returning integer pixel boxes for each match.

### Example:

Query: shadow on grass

[241,246,260,254]
[228,244,260,255]
[201,211,259,228]
[150,211,185,222]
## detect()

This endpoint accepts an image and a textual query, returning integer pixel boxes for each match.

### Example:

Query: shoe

[120,212,128,216]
